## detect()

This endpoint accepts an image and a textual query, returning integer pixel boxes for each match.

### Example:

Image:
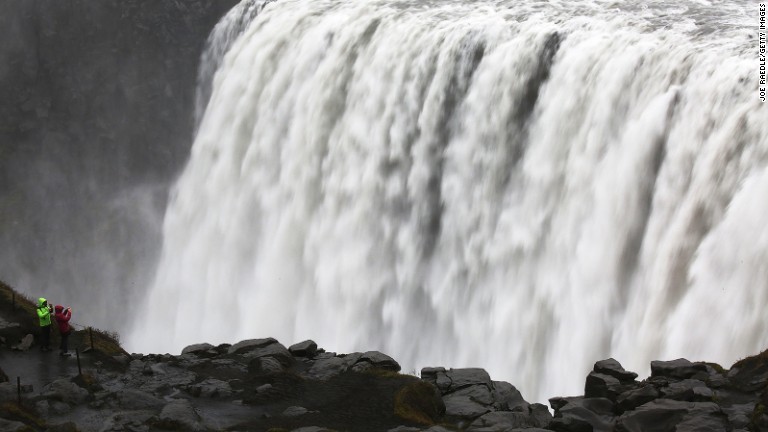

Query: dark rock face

[0,0,239,331]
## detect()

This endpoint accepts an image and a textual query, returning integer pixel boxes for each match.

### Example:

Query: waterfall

[128,0,768,402]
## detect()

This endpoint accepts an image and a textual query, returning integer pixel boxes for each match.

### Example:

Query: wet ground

[0,347,96,394]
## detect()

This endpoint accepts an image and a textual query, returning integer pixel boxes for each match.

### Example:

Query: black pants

[40,325,51,350]
[59,331,70,354]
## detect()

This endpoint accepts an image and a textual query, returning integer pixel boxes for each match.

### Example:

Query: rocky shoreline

[2,285,768,431]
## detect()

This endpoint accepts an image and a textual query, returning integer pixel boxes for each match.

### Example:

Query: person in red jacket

[53,305,72,357]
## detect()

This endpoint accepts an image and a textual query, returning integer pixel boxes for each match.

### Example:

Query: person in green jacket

[37,297,53,351]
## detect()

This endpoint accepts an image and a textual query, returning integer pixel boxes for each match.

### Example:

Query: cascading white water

[128,0,768,402]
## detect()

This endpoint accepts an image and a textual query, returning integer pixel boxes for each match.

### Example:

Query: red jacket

[54,305,71,334]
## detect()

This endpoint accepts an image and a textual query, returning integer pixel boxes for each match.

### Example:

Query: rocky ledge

[2,289,768,431]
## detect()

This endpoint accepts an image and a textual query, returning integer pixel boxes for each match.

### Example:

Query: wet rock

[100,411,154,432]
[114,388,164,410]
[721,403,754,430]
[615,399,727,432]
[156,399,206,431]
[550,397,615,432]
[290,340,318,357]
[491,381,528,411]
[468,410,543,431]
[42,378,89,405]
[616,385,659,413]
[283,406,309,416]
[248,356,285,375]
[445,368,493,392]
[181,343,215,355]
[308,356,349,380]
[443,386,493,419]
[241,341,294,366]
[660,379,712,402]
[356,351,401,372]
[187,378,232,398]
[388,427,421,432]
[529,403,554,427]
[228,338,279,355]
[651,359,708,380]
[12,334,33,351]
[593,358,638,383]
[256,383,273,394]
[585,372,626,400]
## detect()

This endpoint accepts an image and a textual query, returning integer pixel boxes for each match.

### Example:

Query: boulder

[468,411,542,431]
[660,379,711,402]
[114,388,164,410]
[616,385,659,413]
[181,343,215,355]
[650,359,708,380]
[585,372,627,400]
[356,351,401,372]
[290,340,318,357]
[156,399,206,431]
[550,397,615,432]
[227,338,279,355]
[42,378,89,405]
[187,378,232,398]
[491,381,529,411]
[446,368,493,391]
[443,386,493,419]
[593,359,638,383]
[248,356,285,375]
[615,399,727,432]
[308,356,349,380]
[529,403,554,427]
[240,341,294,366]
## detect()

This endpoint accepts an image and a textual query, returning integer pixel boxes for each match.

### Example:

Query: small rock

[256,383,273,394]
[12,334,33,351]
[290,340,318,357]
[283,406,309,416]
